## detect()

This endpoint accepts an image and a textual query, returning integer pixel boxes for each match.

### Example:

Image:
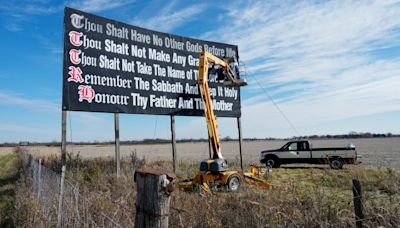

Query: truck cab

[280,140,312,160]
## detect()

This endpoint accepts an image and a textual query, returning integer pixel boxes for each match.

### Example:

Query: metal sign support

[237,117,244,171]
[114,113,121,177]
[170,115,177,173]
[61,110,67,166]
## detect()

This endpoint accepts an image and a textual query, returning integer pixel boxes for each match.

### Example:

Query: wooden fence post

[352,179,364,228]
[134,168,176,228]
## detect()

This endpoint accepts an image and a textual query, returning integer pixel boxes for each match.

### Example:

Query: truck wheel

[329,158,343,169]
[265,158,280,168]
[226,173,241,192]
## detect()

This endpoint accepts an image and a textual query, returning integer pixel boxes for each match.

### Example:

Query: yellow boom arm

[198,51,246,159]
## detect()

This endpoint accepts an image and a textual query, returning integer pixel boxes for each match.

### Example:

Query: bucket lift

[179,51,276,191]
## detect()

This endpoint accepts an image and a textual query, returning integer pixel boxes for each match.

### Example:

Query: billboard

[63,7,241,117]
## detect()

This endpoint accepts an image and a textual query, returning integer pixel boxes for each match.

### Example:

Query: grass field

[11,152,399,227]
[0,153,19,227]
[3,138,400,226]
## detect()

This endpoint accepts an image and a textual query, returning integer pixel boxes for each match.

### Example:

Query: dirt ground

[1,138,399,168]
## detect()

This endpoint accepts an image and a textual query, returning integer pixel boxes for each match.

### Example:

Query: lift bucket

[224,79,248,87]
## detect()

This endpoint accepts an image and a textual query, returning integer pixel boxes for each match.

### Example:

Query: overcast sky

[0,0,399,143]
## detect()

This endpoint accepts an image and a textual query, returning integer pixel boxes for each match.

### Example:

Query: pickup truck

[260,140,360,169]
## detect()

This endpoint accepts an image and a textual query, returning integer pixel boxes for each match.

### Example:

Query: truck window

[281,143,289,150]
[298,142,309,151]
[288,143,297,151]
[304,142,310,150]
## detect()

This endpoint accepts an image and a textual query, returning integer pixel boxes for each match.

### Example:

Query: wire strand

[148,116,159,154]
[246,72,301,137]
[152,116,158,139]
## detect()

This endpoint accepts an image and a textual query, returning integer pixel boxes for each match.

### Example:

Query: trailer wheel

[226,174,241,192]
[329,158,343,169]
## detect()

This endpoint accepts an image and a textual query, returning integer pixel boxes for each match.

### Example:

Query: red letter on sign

[78,85,95,103]
[69,49,81,64]
[69,31,83,47]
[68,66,83,83]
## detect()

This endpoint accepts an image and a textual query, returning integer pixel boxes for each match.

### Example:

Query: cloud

[23,4,62,14]
[0,1,62,16]
[69,0,136,13]
[0,90,114,142]
[0,122,61,143]
[0,90,109,122]
[4,23,22,32]
[0,1,60,32]
[0,123,44,134]
[0,0,135,32]
[33,33,63,55]
[0,90,59,113]
[181,0,400,137]
[132,2,205,32]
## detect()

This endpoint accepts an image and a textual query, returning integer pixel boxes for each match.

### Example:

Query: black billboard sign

[63,7,241,117]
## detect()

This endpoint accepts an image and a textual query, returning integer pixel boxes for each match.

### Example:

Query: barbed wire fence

[352,177,400,228]
[20,153,123,228]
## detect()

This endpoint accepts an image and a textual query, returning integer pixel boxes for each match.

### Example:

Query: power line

[246,72,301,137]
[152,116,158,139]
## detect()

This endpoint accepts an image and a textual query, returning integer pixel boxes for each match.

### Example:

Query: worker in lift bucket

[215,56,240,80]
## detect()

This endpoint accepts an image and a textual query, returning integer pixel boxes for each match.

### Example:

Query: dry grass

[0,149,22,227]
[12,151,400,227]
[12,178,49,227]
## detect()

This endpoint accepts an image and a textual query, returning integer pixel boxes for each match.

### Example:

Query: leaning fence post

[134,168,176,228]
[37,158,42,199]
[352,179,364,228]
[57,165,66,228]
